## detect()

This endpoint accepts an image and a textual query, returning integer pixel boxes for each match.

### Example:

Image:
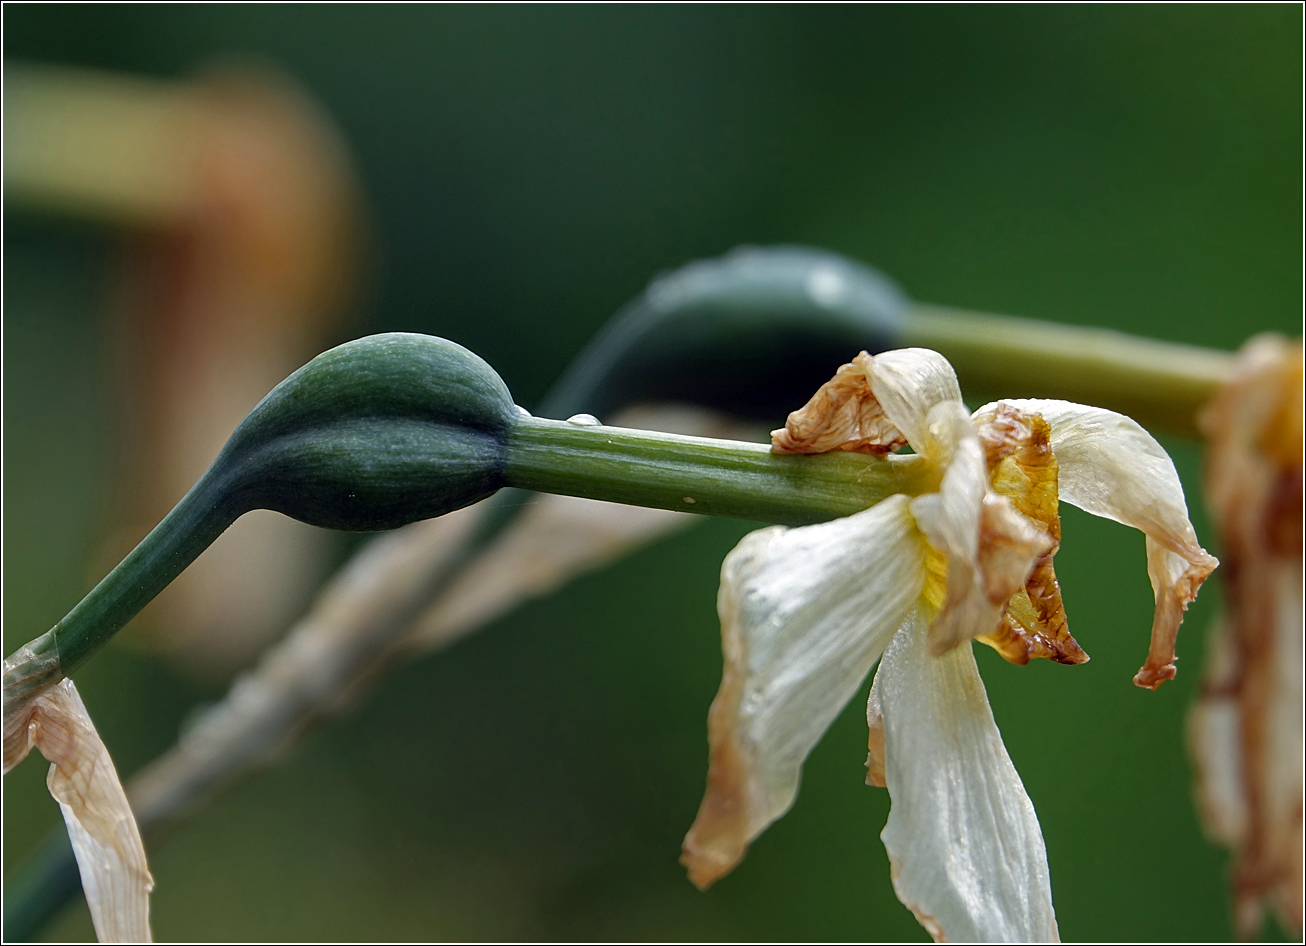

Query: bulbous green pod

[214,332,516,530]
[541,245,907,421]
[34,333,516,677]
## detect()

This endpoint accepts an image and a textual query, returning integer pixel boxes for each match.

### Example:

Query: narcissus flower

[681,348,1217,942]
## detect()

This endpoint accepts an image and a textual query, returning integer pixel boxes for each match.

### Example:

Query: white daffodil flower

[680,348,1217,943]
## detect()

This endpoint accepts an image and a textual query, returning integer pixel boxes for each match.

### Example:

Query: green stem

[505,416,934,527]
[904,303,1236,437]
[47,470,240,679]
[6,419,931,699]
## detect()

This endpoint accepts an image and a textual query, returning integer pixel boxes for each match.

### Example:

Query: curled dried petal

[973,402,1087,666]
[771,353,906,455]
[4,679,153,943]
[987,398,1218,687]
[1136,540,1216,689]
[979,582,1089,667]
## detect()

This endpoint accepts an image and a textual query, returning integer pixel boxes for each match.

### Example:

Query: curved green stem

[904,303,1235,437]
[56,472,240,678]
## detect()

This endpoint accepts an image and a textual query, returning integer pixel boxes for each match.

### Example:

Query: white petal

[877,612,1059,943]
[863,349,964,459]
[682,494,925,888]
[910,402,985,563]
[4,679,154,943]
[986,398,1217,686]
[992,399,1199,550]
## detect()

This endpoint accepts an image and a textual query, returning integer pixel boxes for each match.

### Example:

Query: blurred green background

[3,6,1300,942]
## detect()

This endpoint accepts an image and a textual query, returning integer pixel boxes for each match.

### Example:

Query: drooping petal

[876,610,1060,943]
[863,348,964,460]
[4,679,154,943]
[910,402,1053,656]
[771,353,907,455]
[682,494,926,888]
[989,398,1218,688]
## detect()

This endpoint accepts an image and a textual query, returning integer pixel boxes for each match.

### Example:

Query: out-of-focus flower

[7,63,361,678]
[1189,334,1303,939]
[681,349,1217,942]
[3,669,153,944]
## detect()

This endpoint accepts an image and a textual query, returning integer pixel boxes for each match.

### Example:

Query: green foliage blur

[3,7,1300,942]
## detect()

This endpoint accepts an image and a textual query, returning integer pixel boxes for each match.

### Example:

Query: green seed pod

[216,332,517,531]
[541,245,907,421]
[40,333,517,676]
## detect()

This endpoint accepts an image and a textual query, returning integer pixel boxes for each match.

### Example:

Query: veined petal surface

[682,494,925,888]
[771,355,906,455]
[990,398,1217,687]
[863,348,964,459]
[877,611,1059,943]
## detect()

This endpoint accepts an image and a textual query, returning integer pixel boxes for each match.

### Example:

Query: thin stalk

[37,472,239,682]
[6,419,931,707]
[505,416,934,527]
[904,303,1235,437]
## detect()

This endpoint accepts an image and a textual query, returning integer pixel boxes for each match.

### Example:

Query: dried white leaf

[4,679,153,943]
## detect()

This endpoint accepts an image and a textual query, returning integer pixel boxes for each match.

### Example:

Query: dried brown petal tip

[681,596,755,891]
[680,729,751,890]
[865,679,887,787]
[771,352,907,455]
[1134,544,1219,690]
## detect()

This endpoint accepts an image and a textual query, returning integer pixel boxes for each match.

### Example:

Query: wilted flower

[1189,334,1303,939]
[681,348,1217,942]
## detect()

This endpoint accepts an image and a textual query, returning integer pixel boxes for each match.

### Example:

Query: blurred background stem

[904,304,1234,436]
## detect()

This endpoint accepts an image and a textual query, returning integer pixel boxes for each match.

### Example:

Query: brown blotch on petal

[979,583,1090,667]
[888,857,948,944]
[866,681,886,788]
[771,352,907,455]
[681,580,756,890]
[971,402,1090,666]
[976,402,1061,544]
